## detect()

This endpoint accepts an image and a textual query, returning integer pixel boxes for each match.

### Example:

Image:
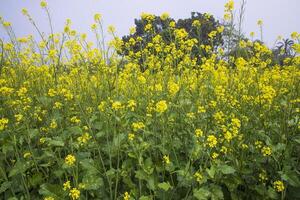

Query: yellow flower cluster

[128,133,135,141]
[155,100,168,113]
[194,172,203,183]
[77,132,92,145]
[123,192,131,200]
[69,188,80,200]
[132,122,145,132]
[0,118,9,131]
[273,180,285,192]
[65,154,76,166]
[261,146,272,157]
[195,129,203,138]
[112,101,123,110]
[207,135,218,148]
[163,155,170,164]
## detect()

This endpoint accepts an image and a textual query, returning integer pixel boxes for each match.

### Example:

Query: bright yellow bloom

[207,135,218,148]
[50,119,57,129]
[15,114,23,122]
[160,12,170,21]
[224,131,233,142]
[21,8,28,15]
[192,20,201,27]
[63,180,71,191]
[129,27,136,34]
[273,180,285,192]
[0,118,9,131]
[112,101,123,110]
[91,23,97,30]
[53,102,62,109]
[3,21,11,27]
[127,100,136,111]
[48,89,56,97]
[168,81,179,95]
[261,146,272,156]
[77,132,92,145]
[208,31,217,39]
[257,19,263,26]
[98,101,106,112]
[23,152,32,159]
[163,155,170,164]
[128,133,135,141]
[108,25,116,34]
[132,122,145,131]
[211,152,219,159]
[217,26,224,33]
[169,21,176,28]
[40,1,47,8]
[195,129,203,138]
[94,13,102,22]
[69,188,80,200]
[123,192,130,200]
[225,0,234,11]
[65,154,76,166]
[197,106,206,113]
[155,100,168,113]
[194,172,203,183]
[70,116,81,124]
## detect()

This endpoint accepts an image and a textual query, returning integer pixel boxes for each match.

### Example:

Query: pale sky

[0,0,299,47]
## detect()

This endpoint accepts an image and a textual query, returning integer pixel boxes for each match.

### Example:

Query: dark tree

[119,12,224,60]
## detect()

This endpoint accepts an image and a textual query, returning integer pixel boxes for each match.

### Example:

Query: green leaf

[193,188,211,200]
[210,185,224,200]
[95,131,105,138]
[135,169,148,181]
[28,129,39,139]
[206,166,216,178]
[8,160,31,177]
[267,187,278,199]
[82,174,104,190]
[219,164,235,175]
[67,126,82,135]
[0,181,12,193]
[29,173,44,187]
[39,183,65,199]
[139,196,152,200]
[281,171,300,187]
[147,176,156,190]
[48,138,64,147]
[158,182,172,191]
[80,159,99,175]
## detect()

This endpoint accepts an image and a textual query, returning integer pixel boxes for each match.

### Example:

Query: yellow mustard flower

[63,180,71,191]
[194,172,203,183]
[273,180,285,192]
[0,118,9,131]
[261,146,272,156]
[40,1,47,8]
[195,129,203,138]
[123,192,130,200]
[132,122,145,132]
[207,135,218,148]
[128,133,135,141]
[155,100,168,113]
[163,155,170,165]
[69,188,80,200]
[65,154,76,166]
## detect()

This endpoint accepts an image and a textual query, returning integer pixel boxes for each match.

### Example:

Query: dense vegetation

[0,0,300,199]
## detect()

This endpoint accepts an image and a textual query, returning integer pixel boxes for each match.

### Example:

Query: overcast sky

[0,0,299,47]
